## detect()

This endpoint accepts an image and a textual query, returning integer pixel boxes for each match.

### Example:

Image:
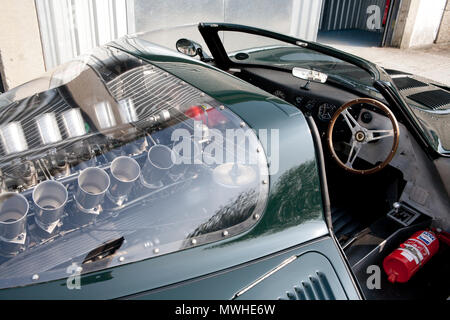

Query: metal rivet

[256,147,261,153]
[240,122,246,128]
[262,180,268,184]
[253,214,260,220]
[153,248,160,254]
[32,274,39,281]
[222,230,229,237]
[191,239,197,245]
[200,92,205,97]
[119,256,125,262]
[219,105,225,110]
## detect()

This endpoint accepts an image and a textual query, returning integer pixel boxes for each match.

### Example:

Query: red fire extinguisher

[383,230,440,283]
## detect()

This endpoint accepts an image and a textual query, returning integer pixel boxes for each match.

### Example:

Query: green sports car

[0,23,448,300]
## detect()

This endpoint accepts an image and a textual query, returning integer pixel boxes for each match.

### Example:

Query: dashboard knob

[361,111,373,123]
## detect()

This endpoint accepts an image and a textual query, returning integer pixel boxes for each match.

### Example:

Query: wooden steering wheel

[327,98,400,175]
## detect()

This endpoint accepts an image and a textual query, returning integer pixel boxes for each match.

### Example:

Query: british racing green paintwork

[0,28,367,300]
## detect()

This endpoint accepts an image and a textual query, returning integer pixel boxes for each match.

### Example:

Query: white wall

[408,0,446,48]
[35,0,129,69]
[35,0,323,70]
[0,0,46,90]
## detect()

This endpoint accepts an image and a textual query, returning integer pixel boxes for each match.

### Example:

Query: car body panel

[128,237,359,300]
[0,37,344,299]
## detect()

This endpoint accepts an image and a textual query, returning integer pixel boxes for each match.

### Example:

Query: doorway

[317,0,396,47]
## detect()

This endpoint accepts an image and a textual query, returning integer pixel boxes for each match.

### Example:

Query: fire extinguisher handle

[433,228,450,246]
[387,273,397,283]
[438,233,450,246]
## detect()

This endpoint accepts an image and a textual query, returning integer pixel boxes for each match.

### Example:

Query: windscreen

[221,31,374,88]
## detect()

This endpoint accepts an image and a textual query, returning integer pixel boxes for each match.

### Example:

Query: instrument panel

[317,103,338,122]
[294,95,339,122]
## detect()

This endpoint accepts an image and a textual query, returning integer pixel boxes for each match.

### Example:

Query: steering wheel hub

[355,131,366,142]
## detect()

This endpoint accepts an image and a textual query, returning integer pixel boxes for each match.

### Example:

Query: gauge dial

[294,96,304,106]
[317,103,337,122]
[304,99,317,110]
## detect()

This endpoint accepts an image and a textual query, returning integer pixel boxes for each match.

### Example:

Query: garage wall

[0,0,46,91]
[408,0,447,47]
[391,0,447,48]
[35,0,129,69]
[436,0,450,44]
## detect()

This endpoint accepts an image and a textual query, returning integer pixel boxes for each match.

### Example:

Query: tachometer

[317,103,337,122]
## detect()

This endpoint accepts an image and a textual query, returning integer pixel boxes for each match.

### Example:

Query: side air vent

[408,89,450,110]
[384,69,411,76]
[393,77,428,91]
[234,252,348,300]
[279,271,336,300]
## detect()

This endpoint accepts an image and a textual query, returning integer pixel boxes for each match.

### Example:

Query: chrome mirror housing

[292,67,328,83]
[176,38,201,57]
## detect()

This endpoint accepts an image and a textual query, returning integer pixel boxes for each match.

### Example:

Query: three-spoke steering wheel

[327,98,400,175]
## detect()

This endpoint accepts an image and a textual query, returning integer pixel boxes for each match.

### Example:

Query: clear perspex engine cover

[0,45,268,289]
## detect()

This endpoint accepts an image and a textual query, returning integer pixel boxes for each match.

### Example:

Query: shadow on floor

[317,29,383,47]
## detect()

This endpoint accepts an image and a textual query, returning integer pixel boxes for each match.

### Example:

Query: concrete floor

[326,42,450,86]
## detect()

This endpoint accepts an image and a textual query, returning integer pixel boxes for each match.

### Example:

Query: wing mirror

[292,67,328,83]
[176,38,203,57]
[176,38,212,62]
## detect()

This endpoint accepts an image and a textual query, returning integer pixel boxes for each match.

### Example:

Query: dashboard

[272,89,339,121]
[233,67,401,165]
[235,67,360,128]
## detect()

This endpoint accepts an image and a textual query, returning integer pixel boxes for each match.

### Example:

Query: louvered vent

[384,69,411,76]
[408,89,450,110]
[393,77,428,91]
[235,252,348,300]
[279,271,336,300]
